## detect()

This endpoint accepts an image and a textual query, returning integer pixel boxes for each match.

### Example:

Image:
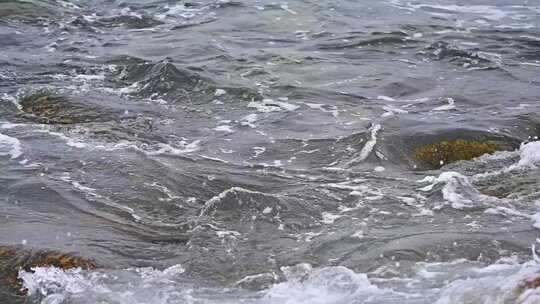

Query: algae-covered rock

[412,139,501,169]
[19,89,68,123]
[0,1,57,21]
[517,276,540,302]
[478,172,540,199]
[99,15,164,29]
[0,245,96,296]
[19,89,111,124]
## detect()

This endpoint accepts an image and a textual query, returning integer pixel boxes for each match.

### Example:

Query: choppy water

[1,0,540,303]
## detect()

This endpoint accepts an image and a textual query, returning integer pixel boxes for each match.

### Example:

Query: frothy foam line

[0,132,22,159]
[419,171,505,210]
[36,128,201,156]
[347,124,381,166]
[19,258,540,304]
[199,187,278,217]
[472,141,540,181]
[248,99,300,113]
[61,176,143,221]
[514,141,540,170]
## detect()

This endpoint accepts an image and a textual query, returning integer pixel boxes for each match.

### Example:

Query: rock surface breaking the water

[19,90,111,124]
[413,139,502,169]
[0,246,96,297]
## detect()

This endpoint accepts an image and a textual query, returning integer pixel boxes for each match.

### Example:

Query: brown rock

[412,139,501,169]
[0,245,96,296]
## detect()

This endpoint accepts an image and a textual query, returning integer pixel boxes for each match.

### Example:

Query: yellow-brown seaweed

[0,246,96,295]
[18,90,77,124]
[412,139,501,169]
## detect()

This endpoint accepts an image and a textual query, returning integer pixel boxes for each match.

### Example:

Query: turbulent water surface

[1,0,540,303]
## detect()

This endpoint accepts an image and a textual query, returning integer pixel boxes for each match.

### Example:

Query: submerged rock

[19,89,112,124]
[412,139,502,169]
[0,0,57,21]
[478,171,540,199]
[98,15,164,29]
[113,61,262,104]
[0,245,96,296]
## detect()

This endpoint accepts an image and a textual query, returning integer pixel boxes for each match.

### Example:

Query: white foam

[248,99,299,113]
[514,141,540,169]
[435,260,540,304]
[20,267,91,296]
[95,138,200,156]
[1,122,25,129]
[146,140,201,155]
[253,146,266,157]
[0,132,22,159]
[304,102,326,110]
[199,155,230,163]
[73,73,105,82]
[321,212,343,224]
[241,113,258,128]
[18,258,540,304]
[199,187,277,216]
[103,82,141,96]
[280,4,298,15]
[381,105,408,117]
[471,141,540,182]
[351,230,365,238]
[484,206,531,219]
[66,179,142,221]
[533,200,540,229]
[348,124,381,165]
[388,2,515,21]
[144,182,180,202]
[377,95,396,102]
[157,3,204,20]
[265,265,382,304]
[1,93,21,110]
[419,172,503,210]
[214,125,235,133]
[433,97,456,111]
[40,130,88,148]
[20,264,187,303]
[235,272,278,287]
[521,62,540,67]
[216,230,241,238]
[215,89,227,97]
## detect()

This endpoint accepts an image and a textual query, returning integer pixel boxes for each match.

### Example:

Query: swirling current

[1,0,540,303]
